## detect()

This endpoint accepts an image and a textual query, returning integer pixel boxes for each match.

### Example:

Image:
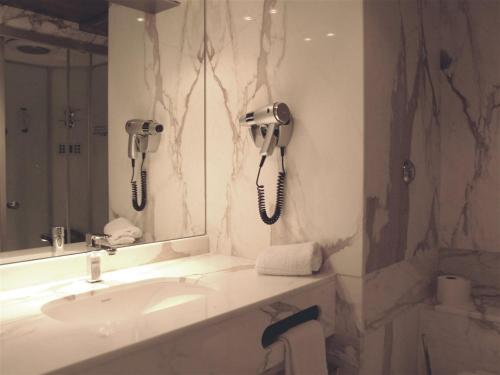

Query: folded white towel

[256,242,322,276]
[104,217,142,246]
[279,320,328,375]
[107,235,136,246]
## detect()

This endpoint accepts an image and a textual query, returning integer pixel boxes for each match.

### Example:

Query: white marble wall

[439,248,500,320]
[360,250,438,375]
[206,0,364,274]
[420,307,500,375]
[361,304,424,375]
[426,2,500,373]
[363,0,441,274]
[360,0,499,373]
[108,1,205,242]
[431,246,500,374]
[205,1,365,370]
[439,0,500,252]
[360,0,441,373]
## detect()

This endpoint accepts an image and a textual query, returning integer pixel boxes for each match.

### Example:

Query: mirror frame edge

[0,36,7,252]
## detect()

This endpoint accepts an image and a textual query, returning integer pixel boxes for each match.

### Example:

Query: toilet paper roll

[437,275,472,307]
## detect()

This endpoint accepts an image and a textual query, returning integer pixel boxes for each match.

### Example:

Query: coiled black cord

[131,153,147,211]
[256,147,286,225]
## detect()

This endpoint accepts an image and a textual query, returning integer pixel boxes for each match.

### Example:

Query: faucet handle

[85,233,109,248]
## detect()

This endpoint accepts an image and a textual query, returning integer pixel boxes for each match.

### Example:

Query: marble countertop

[0,254,334,375]
[433,303,500,323]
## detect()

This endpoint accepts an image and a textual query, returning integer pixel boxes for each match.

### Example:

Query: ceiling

[0,0,108,36]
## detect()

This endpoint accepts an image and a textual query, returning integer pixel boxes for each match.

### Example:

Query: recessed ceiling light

[304,37,312,42]
[327,32,335,37]
[270,9,278,14]
[137,17,145,22]
[243,16,254,21]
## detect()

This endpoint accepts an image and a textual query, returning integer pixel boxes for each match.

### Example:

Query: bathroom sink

[42,278,212,324]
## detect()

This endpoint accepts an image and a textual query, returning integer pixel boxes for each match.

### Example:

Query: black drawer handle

[261,305,320,348]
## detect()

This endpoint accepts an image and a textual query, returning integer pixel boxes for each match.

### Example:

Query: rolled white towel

[104,217,142,246]
[256,242,322,276]
[107,235,136,246]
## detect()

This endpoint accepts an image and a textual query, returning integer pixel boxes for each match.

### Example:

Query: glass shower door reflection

[1,40,108,252]
[4,62,51,250]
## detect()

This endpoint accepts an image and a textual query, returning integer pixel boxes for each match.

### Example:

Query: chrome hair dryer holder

[239,102,293,156]
[239,102,293,225]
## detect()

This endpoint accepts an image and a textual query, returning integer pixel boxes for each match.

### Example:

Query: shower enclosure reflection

[1,38,108,252]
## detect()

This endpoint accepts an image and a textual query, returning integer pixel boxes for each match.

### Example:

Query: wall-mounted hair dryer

[239,102,293,157]
[125,119,164,211]
[239,102,293,225]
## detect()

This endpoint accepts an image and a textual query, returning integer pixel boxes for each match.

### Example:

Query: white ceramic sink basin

[42,278,212,324]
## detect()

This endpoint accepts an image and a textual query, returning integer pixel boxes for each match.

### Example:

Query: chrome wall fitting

[402,159,416,184]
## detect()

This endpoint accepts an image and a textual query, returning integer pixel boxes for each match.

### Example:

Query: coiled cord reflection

[131,153,147,211]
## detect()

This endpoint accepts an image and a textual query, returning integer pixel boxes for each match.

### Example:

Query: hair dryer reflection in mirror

[125,119,164,211]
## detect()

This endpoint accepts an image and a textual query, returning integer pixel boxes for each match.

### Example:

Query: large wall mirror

[0,0,205,264]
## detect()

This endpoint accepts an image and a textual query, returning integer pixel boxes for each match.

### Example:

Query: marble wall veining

[205,1,365,371]
[363,0,441,274]
[108,1,205,242]
[430,2,500,372]
[439,0,500,252]
[360,251,438,375]
[359,0,499,373]
[360,0,443,373]
[1,0,496,373]
[205,0,364,274]
[426,248,500,375]
[420,306,500,375]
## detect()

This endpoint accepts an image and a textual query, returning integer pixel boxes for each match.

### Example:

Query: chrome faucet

[85,233,116,254]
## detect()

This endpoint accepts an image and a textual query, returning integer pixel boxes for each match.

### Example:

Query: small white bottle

[87,251,102,283]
